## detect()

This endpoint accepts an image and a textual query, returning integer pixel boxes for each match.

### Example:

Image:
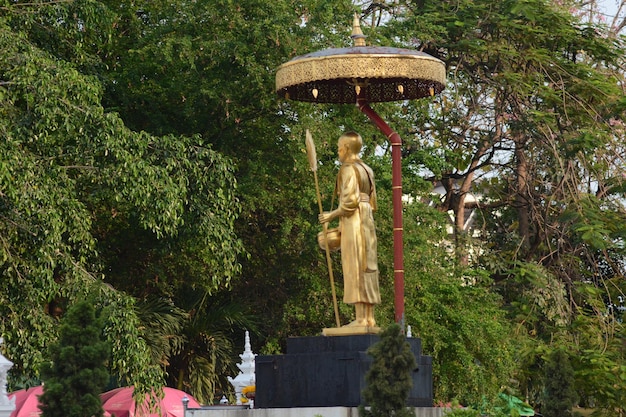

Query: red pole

[357,98,405,329]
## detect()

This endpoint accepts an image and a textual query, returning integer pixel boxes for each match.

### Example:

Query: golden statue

[318,132,380,335]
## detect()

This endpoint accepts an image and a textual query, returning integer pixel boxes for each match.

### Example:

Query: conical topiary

[360,324,416,417]
[39,300,110,417]
[541,348,578,417]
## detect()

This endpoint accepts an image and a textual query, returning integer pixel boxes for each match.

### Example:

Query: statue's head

[339,131,362,157]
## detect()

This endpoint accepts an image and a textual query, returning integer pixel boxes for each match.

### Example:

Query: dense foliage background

[1,0,624,414]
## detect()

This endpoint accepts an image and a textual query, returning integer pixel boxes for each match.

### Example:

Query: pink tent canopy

[9,386,111,417]
[101,387,200,417]
[9,385,43,417]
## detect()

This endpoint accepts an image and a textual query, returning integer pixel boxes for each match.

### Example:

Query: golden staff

[305,129,340,328]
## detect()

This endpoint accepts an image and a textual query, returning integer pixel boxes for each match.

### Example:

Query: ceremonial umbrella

[276,14,446,326]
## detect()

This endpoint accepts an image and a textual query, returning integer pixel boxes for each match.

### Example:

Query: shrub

[360,324,416,417]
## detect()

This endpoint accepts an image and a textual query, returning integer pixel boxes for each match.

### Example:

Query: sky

[596,0,625,31]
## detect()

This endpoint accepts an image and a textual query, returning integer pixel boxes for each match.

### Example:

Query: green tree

[39,300,109,417]
[396,201,515,406]
[164,291,257,404]
[365,0,625,409]
[360,324,416,417]
[97,0,365,346]
[541,348,578,417]
[0,0,243,394]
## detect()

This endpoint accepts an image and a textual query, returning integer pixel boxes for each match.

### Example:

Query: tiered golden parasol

[277,14,445,327]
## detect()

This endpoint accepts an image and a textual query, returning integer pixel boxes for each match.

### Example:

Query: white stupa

[227,331,256,406]
[0,338,15,417]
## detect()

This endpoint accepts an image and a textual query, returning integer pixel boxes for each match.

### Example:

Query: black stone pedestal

[255,335,433,408]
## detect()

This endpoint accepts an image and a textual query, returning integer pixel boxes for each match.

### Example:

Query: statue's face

[338,138,350,163]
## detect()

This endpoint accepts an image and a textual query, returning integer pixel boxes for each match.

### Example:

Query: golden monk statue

[319,132,380,331]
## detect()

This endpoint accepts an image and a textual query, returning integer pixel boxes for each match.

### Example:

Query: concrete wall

[186,407,448,417]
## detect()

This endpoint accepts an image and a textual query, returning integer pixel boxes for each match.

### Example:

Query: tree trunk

[455,192,469,265]
[514,137,530,250]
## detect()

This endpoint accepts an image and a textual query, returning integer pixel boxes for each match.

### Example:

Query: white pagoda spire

[227,331,256,406]
[0,338,15,417]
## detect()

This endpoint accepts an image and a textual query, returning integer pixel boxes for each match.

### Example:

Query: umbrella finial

[351,13,366,47]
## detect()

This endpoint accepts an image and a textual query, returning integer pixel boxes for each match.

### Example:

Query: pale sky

[596,0,625,32]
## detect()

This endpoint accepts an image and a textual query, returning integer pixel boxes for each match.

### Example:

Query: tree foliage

[1,0,626,410]
[363,0,625,411]
[0,0,244,395]
[360,324,416,417]
[397,201,515,406]
[541,348,578,417]
[39,300,109,417]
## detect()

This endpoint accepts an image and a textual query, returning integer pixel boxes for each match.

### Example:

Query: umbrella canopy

[275,14,445,104]
[275,45,445,103]
[9,385,43,417]
[101,387,200,417]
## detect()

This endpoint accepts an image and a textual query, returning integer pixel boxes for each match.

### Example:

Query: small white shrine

[0,338,15,417]
[227,331,256,407]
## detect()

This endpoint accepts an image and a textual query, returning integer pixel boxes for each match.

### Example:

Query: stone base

[255,335,433,409]
[0,403,16,417]
[186,406,448,417]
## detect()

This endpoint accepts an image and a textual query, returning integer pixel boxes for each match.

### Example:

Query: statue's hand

[319,212,331,224]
